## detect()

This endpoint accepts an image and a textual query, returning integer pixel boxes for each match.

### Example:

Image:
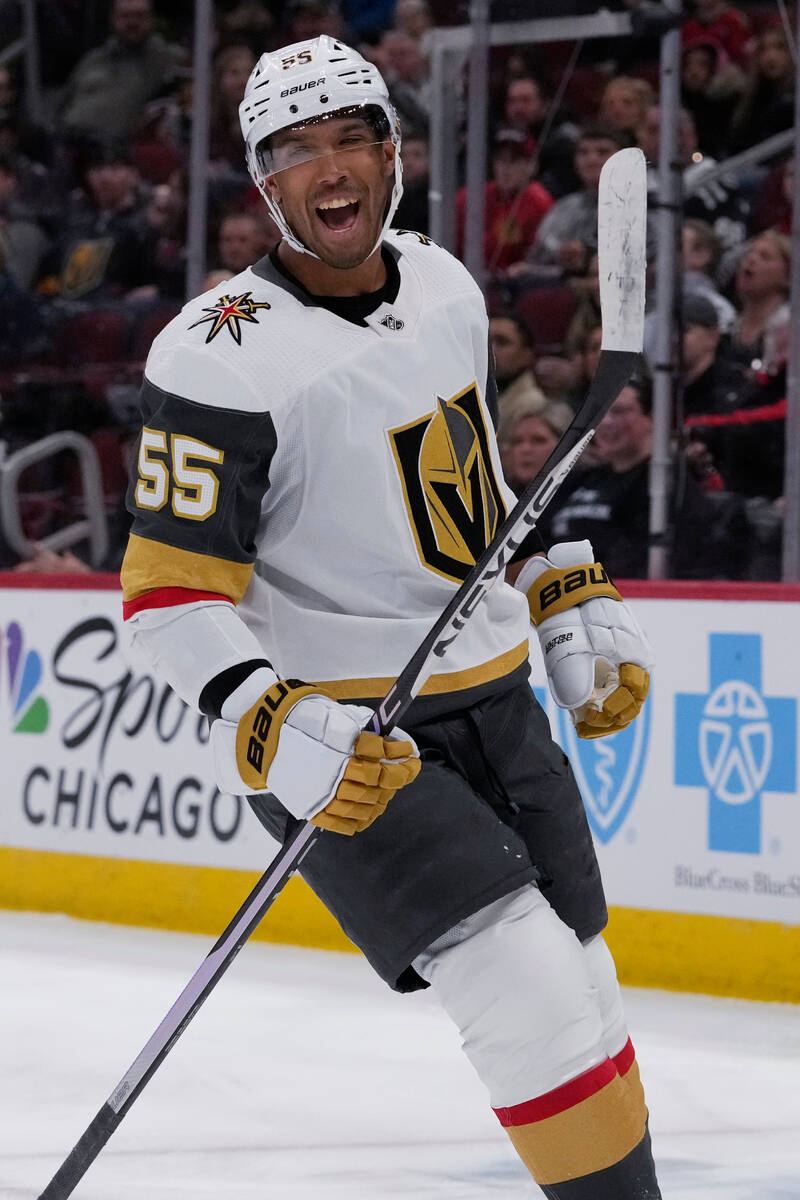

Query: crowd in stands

[0,0,795,580]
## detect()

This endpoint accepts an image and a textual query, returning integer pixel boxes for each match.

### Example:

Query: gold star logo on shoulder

[189,291,271,344]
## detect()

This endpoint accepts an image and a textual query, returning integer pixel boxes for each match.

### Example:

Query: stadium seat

[129,303,181,363]
[513,286,578,354]
[562,66,607,120]
[54,309,131,367]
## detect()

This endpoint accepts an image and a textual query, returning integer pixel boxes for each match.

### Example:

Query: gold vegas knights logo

[389,383,507,583]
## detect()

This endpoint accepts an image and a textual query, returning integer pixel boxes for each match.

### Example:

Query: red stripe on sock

[493,1057,617,1127]
[123,587,233,619]
[613,1037,635,1077]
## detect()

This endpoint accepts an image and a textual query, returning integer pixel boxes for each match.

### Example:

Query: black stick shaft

[37,822,320,1199]
[39,1105,120,1200]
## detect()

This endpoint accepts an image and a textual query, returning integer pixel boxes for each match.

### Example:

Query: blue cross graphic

[675,633,796,854]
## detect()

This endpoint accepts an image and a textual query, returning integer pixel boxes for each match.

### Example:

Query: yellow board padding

[604,905,800,1004]
[0,845,357,955]
[315,639,529,701]
[1,846,799,1003]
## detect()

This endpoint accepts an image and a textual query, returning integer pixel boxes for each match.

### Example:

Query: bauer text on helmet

[239,36,403,261]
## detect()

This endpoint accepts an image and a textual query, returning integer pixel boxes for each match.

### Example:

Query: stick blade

[598,147,647,354]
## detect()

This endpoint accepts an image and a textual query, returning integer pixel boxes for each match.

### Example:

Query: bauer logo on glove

[210,666,421,832]
[515,540,653,740]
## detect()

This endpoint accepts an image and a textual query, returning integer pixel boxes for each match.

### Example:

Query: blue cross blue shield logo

[675,633,796,854]
[554,690,652,844]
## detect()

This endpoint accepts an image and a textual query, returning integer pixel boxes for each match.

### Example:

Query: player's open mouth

[316,198,360,232]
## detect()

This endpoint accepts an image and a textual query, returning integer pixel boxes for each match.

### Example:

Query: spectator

[209,45,257,176]
[12,545,92,575]
[60,0,183,145]
[564,318,602,411]
[0,236,45,363]
[679,292,751,418]
[281,0,349,45]
[564,249,600,351]
[500,74,578,199]
[598,75,655,145]
[752,155,793,236]
[393,0,433,50]
[680,38,744,157]
[683,302,786,574]
[0,123,59,231]
[547,380,655,578]
[497,396,573,498]
[35,0,109,92]
[379,30,431,135]
[456,128,553,274]
[639,105,749,256]
[215,211,276,275]
[131,70,193,184]
[489,312,547,421]
[392,131,429,234]
[339,0,394,42]
[200,267,233,294]
[136,178,187,300]
[681,218,736,331]
[38,146,151,301]
[0,154,50,289]
[501,74,543,154]
[509,124,626,283]
[547,376,742,578]
[217,2,275,57]
[681,0,753,69]
[0,64,50,166]
[730,24,796,153]
[640,217,734,364]
[726,231,790,370]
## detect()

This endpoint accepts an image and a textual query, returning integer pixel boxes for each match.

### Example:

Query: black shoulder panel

[126,376,278,565]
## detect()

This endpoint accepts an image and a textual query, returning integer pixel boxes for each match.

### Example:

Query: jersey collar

[252,243,402,328]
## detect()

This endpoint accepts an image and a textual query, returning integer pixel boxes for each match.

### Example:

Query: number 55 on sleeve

[121,378,278,608]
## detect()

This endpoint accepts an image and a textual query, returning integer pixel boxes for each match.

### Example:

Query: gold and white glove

[211,668,420,833]
[515,540,653,739]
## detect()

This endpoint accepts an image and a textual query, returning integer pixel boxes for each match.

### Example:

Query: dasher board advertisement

[1,579,799,926]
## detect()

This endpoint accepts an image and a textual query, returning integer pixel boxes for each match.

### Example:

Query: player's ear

[382,140,396,178]
[265,174,282,206]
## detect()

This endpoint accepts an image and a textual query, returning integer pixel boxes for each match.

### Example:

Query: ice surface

[2,911,799,1199]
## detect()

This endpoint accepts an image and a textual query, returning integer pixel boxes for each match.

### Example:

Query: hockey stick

[37,147,646,1200]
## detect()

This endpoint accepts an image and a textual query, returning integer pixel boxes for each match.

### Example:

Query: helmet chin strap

[261,184,319,258]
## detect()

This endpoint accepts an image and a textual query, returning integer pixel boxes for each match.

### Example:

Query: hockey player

[121,36,661,1198]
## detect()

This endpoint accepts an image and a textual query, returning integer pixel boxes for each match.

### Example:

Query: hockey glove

[515,541,653,739]
[210,668,421,834]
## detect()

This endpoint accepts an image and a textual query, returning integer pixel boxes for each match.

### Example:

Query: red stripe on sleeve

[123,587,233,620]
[493,1057,617,1127]
[612,1037,635,1078]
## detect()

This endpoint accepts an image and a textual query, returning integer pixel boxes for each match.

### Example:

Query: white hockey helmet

[239,35,403,258]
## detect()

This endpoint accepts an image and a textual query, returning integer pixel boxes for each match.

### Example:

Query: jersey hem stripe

[313,639,529,700]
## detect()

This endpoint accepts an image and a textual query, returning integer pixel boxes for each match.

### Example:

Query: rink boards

[1,575,799,1003]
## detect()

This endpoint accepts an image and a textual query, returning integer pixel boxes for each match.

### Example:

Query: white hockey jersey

[121,231,531,711]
